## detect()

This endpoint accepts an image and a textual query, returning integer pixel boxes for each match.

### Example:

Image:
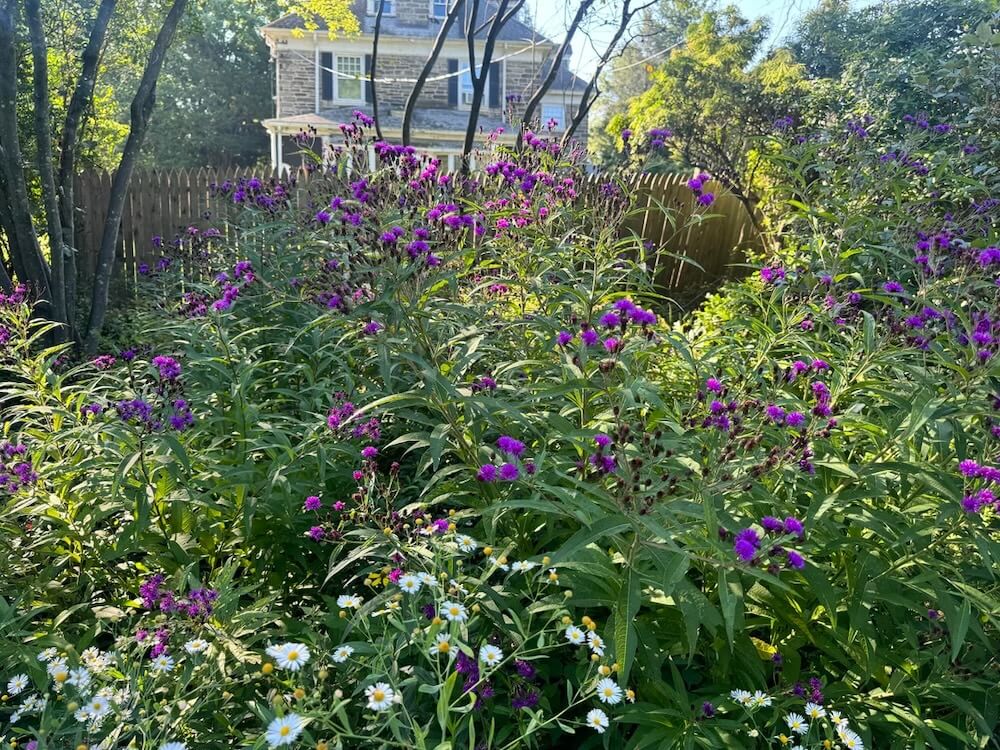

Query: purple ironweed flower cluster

[478,435,535,482]
[211,175,293,212]
[957,460,1000,514]
[732,515,805,571]
[587,433,617,475]
[774,115,795,131]
[152,355,182,381]
[648,127,672,149]
[760,265,786,285]
[455,650,493,708]
[879,150,930,176]
[471,375,497,393]
[139,574,219,620]
[845,116,872,139]
[792,677,825,705]
[326,393,381,442]
[0,441,37,494]
[903,113,952,134]
[687,172,714,206]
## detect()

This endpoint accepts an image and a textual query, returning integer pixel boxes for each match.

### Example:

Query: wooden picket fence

[73,166,759,295]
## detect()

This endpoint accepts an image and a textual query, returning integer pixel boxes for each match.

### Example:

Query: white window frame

[430,0,448,17]
[335,55,365,104]
[459,68,475,107]
[366,0,395,16]
[541,102,565,131]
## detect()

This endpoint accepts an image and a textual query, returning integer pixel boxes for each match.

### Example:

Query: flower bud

[483,546,493,556]
[294,688,306,700]
[262,663,274,674]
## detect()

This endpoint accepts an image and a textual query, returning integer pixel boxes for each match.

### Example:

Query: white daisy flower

[160,743,187,750]
[839,728,864,750]
[830,710,847,727]
[67,667,92,692]
[273,643,310,671]
[730,689,752,704]
[37,647,58,662]
[24,694,47,711]
[184,638,209,655]
[85,695,112,719]
[80,647,112,673]
[336,594,363,609]
[74,708,90,722]
[448,578,468,595]
[417,572,437,587]
[595,677,623,705]
[479,644,504,667]
[265,713,304,747]
[150,654,175,673]
[456,534,477,552]
[564,625,585,645]
[430,633,453,657]
[587,632,606,656]
[46,658,69,680]
[11,708,25,723]
[441,601,468,622]
[804,701,826,720]
[785,713,808,735]
[510,560,538,573]
[488,555,510,572]
[7,674,29,695]
[751,689,772,707]
[365,682,395,711]
[586,707,610,733]
[332,645,354,663]
[398,573,422,594]
[791,746,805,750]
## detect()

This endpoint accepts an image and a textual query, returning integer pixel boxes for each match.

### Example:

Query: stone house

[260,0,589,170]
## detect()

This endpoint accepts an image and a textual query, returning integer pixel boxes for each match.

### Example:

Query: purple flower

[361,446,378,460]
[581,328,599,347]
[514,659,536,679]
[701,701,715,718]
[497,436,526,457]
[152,355,181,381]
[785,411,806,427]
[600,312,621,328]
[603,337,621,353]
[733,528,760,562]
[783,517,804,538]
[304,495,322,511]
[761,516,783,533]
[511,687,540,710]
[477,464,498,482]
[308,526,325,541]
[882,280,904,294]
[499,462,520,481]
[705,378,723,393]
[557,330,573,346]
[696,192,715,206]
[363,321,382,335]
[786,550,805,569]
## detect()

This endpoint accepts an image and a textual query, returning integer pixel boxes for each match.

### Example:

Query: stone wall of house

[277,50,314,117]
[394,0,430,25]
[376,54,450,111]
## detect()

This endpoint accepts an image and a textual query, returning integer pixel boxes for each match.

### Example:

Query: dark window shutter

[321,52,333,100]
[364,54,372,102]
[447,59,458,106]
[488,61,501,108]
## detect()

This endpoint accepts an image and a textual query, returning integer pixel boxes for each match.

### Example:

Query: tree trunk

[517,0,594,150]
[461,0,525,165]
[402,0,465,146]
[370,0,385,140]
[26,0,67,329]
[58,0,118,334]
[83,0,188,353]
[0,0,52,308]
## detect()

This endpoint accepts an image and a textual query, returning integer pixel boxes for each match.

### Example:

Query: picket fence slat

[71,168,759,299]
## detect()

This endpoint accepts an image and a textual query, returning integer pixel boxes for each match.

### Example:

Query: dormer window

[430,0,448,16]
[366,0,395,15]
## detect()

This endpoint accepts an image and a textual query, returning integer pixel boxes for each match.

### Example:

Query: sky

[531,0,820,82]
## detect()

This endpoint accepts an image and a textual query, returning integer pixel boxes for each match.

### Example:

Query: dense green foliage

[2,15,1000,748]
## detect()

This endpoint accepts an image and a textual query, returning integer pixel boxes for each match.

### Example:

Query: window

[366,0,394,15]
[541,103,564,130]
[430,0,447,16]
[336,55,363,102]
[459,69,475,106]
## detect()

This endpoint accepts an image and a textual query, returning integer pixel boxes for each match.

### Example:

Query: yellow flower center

[603,688,612,696]
[287,651,299,661]
[54,672,68,682]
[373,689,385,702]
[449,607,459,616]
[438,642,450,652]
[280,726,291,737]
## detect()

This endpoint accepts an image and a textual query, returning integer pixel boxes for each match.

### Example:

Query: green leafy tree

[613,7,806,228]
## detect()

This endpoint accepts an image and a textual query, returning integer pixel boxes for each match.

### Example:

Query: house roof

[263,1,550,44]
